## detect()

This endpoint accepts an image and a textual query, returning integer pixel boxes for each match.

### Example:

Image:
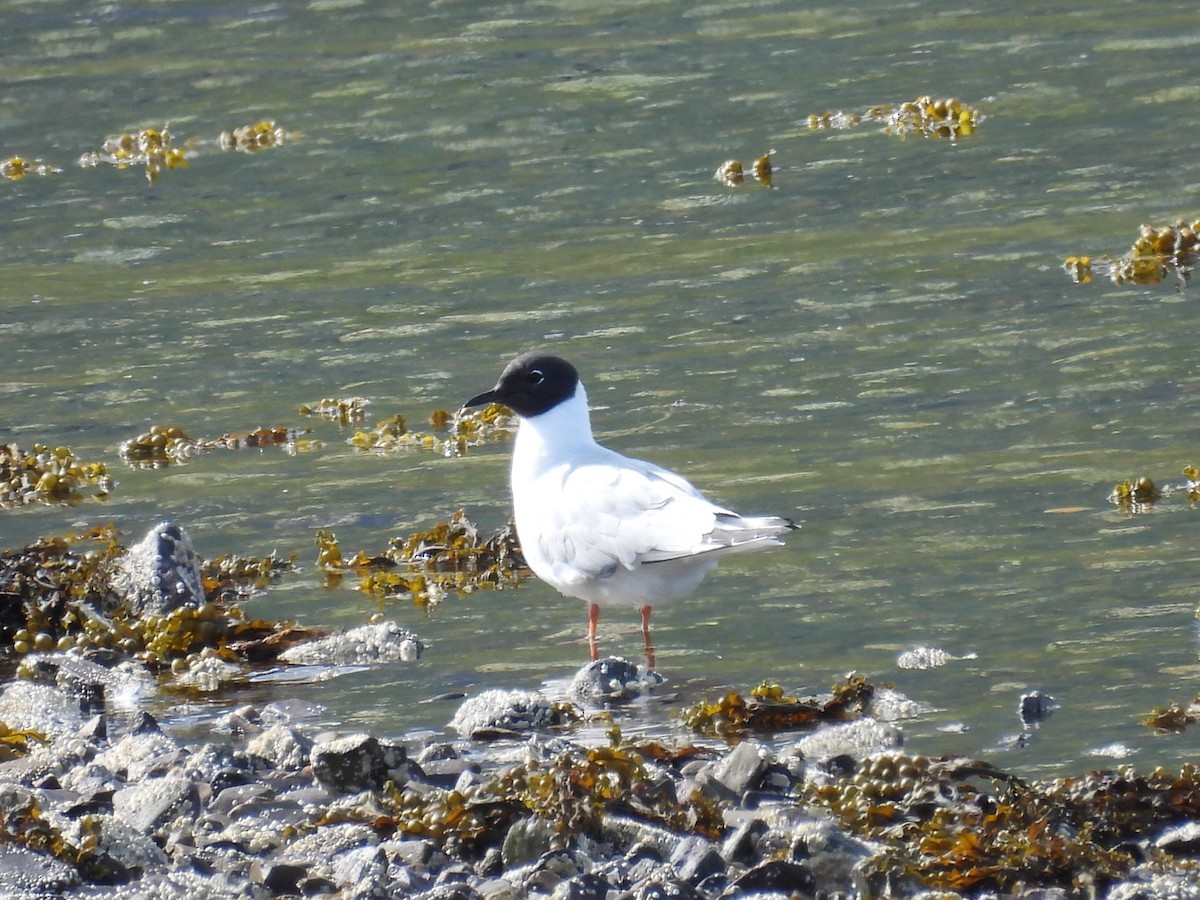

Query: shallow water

[3,0,1200,777]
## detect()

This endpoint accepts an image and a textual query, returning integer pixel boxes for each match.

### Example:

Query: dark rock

[552,872,612,900]
[1019,691,1058,726]
[311,732,406,792]
[252,859,309,893]
[727,858,816,895]
[450,689,579,738]
[1155,821,1200,855]
[721,816,768,865]
[632,881,703,900]
[669,835,724,885]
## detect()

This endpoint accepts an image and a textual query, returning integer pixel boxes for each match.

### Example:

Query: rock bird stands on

[464,352,796,669]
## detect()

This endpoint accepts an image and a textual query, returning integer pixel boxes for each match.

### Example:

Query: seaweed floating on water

[806,96,980,141]
[317,512,528,609]
[714,152,774,188]
[1108,474,1162,512]
[1143,696,1199,733]
[0,442,113,509]
[77,125,190,186]
[1065,218,1200,287]
[218,120,294,153]
[350,403,516,458]
[119,423,316,468]
[300,396,371,426]
[1,156,61,180]
[679,675,875,738]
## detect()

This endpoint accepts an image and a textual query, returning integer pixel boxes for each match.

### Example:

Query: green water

[3,0,1200,776]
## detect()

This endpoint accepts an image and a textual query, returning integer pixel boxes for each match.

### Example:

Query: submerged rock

[278,620,423,666]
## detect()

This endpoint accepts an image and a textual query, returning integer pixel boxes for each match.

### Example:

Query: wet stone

[112,772,200,835]
[700,738,768,802]
[450,689,578,738]
[0,844,82,895]
[669,835,724,885]
[569,656,662,700]
[110,521,205,616]
[311,732,406,792]
[279,620,423,666]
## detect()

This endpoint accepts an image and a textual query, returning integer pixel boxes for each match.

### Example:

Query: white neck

[511,382,595,479]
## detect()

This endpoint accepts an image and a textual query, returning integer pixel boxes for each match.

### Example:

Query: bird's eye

[527,368,545,385]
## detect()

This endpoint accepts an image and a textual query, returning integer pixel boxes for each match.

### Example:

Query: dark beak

[462,388,499,410]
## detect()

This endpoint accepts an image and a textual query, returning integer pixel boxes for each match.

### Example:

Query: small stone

[701,739,767,801]
[450,689,579,738]
[668,835,723,885]
[279,621,423,666]
[728,858,816,893]
[569,656,662,700]
[110,522,205,616]
[501,816,558,868]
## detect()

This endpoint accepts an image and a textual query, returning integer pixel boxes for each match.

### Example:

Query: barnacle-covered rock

[1065,218,1200,286]
[450,689,581,739]
[807,96,981,140]
[0,442,112,507]
[679,675,875,737]
[569,656,662,701]
[109,522,205,617]
[277,620,422,666]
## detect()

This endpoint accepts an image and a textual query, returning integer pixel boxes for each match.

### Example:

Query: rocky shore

[2,523,1199,898]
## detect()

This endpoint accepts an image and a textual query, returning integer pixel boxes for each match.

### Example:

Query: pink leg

[588,603,600,661]
[640,604,656,671]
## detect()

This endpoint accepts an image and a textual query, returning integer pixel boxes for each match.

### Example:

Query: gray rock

[569,656,662,700]
[245,722,313,770]
[725,858,815,895]
[669,835,724,885]
[279,620,423,666]
[1018,690,1058,726]
[0,844,81,896]
[501,815,559,867]
[790,717,902,762]
[110,522,206,616]
[1155,820,1200,854]
[112,772,200,836]
[700,739,767,801]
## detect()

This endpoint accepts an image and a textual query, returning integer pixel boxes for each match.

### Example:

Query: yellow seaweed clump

[807,96,980,141]
[317,512,528,608]
[1108,475,1161,512]
[78,126,189,186]
[1,156,61,180]
[714,152,774,188]
[218,120,293,153]
[300,397,371,426]
[0,442,112,508]
[679,674,875,737]
[119,423,315,468]
[350,404,516,458]
[1065,218,1200,287]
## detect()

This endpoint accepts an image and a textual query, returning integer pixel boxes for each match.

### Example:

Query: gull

[464,351,796,669]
